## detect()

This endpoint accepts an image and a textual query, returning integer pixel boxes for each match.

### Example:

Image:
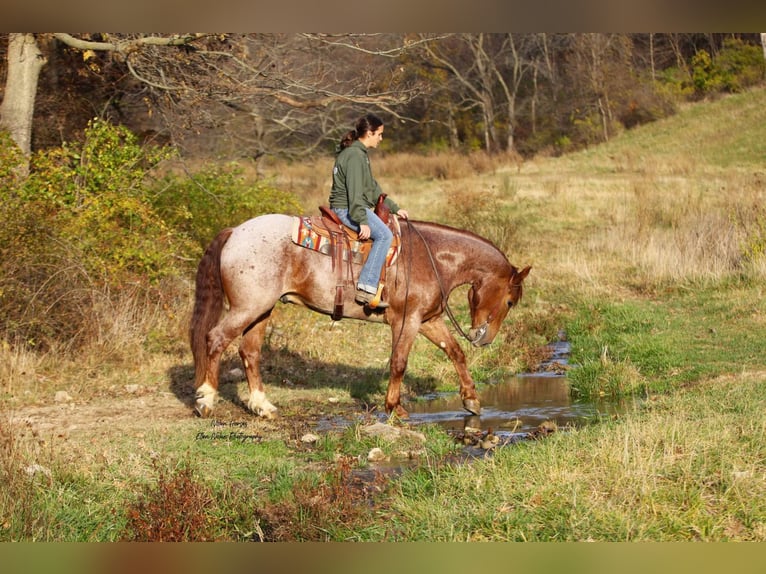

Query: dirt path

[6,379,356,461]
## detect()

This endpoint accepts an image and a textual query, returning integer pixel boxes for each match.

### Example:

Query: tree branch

[51,33,208,55]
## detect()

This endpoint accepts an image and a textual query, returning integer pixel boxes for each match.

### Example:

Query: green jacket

[328,140,399,225]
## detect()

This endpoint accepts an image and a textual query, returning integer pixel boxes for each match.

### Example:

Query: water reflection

[404,341,628,438]
[405,375,624,437]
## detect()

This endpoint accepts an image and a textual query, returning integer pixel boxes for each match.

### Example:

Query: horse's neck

[413,223,507,288]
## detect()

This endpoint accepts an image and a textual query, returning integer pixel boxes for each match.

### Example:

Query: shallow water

[403,340,628,439]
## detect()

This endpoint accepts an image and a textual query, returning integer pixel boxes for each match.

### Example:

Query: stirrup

[355,286,388,309]
[369,282,387,309]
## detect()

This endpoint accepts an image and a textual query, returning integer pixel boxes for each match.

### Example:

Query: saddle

[291,195,400,320]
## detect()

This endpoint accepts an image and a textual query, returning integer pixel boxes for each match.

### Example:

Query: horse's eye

[507,300,514,308]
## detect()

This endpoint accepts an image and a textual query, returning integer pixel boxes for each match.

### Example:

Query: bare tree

[496,34,535,153]
[1,33,425,170]
[413,33,537,154]
[567,33,634,143]
[417,33,502,153]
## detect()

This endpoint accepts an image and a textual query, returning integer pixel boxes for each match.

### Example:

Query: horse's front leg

[386,316,422,419]
[419,316,481,415]
[239,317,278,419]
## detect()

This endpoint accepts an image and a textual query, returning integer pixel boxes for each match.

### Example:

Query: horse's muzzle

[468,323,489,347]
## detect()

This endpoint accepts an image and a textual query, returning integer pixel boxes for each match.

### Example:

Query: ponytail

[339,130,357,150]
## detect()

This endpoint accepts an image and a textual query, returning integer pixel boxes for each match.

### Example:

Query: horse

[189,213,530,420]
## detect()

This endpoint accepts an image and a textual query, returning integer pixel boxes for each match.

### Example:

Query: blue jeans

[333,207,393,293]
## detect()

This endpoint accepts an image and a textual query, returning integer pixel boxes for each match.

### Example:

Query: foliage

[0,119,308,352]
[20,119,188,283]
[0,131,25,187]
[151,163,303,251]
[691,50,725,95]
[715,38,766,92]
[655,66,696,100]
[691,39,765,97]
[0,120,190,350]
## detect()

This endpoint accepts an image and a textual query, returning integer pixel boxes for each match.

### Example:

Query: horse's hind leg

[194,324,233,417]
[195,310,254,417]
[239,316,278,419]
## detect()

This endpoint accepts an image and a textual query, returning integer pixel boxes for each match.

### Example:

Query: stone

[367,447,387,462]
[300,433,319,444]
[360,422,426,444]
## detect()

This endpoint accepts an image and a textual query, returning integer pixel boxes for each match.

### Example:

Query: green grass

[566,87,766,170]
[565,278,766,398]
[380,372,766,541]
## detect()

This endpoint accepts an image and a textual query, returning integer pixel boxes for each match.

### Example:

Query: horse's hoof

[259,408,278,420]
[194,403,213,418]
[463,398,481,416]
[386,404,409,421]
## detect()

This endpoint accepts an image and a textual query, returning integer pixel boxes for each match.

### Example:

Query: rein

[405,220,483,344]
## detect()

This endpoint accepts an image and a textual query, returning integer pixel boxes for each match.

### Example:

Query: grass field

[2,87,766,541]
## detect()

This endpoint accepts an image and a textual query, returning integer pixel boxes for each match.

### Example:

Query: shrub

[0,120,191,350]
[123,461,217,541]
[692,50,724,96]
[1,118,308,351]
[691,40,764,98]
[0,131,26,188]
[20,119,189,283]
[152,163,304,251]
[716,38,766,92]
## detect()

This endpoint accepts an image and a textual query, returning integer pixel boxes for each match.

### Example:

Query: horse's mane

[403,219,513,267]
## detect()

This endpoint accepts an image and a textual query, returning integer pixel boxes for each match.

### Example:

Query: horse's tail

[190,227,234,388]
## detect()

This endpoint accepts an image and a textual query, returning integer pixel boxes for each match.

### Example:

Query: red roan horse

[190,213,530,419]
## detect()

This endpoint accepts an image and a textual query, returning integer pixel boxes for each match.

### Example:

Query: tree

[0,34,46,161]
[418,33,502,153]
[412,33,537,154]
[1,33,424,170]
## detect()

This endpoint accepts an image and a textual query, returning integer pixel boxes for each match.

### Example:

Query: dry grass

[262,150,520,218]
[3,88,766,542]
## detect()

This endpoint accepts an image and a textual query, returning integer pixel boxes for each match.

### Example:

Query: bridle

[405,220,514,345]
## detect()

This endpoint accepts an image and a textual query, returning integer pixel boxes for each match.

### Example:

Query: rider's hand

[359,224,371,240]
[397,209,409,220]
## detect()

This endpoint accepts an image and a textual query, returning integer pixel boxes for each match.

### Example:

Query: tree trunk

[761,33,766,61]
[506,98,516,152]
[0,34,47,161]
[447,102,460,150]
[531,65,538,135]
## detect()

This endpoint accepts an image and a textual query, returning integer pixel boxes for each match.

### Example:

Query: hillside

[584,88,766,169]
[562,85,766,172]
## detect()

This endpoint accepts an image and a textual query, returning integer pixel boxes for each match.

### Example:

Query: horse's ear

[514,265,531,284]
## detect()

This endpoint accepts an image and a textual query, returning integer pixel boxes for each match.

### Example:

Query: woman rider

[329,114,409,309]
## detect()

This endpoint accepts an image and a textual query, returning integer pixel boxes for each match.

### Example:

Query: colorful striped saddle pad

[290,215,401,268]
